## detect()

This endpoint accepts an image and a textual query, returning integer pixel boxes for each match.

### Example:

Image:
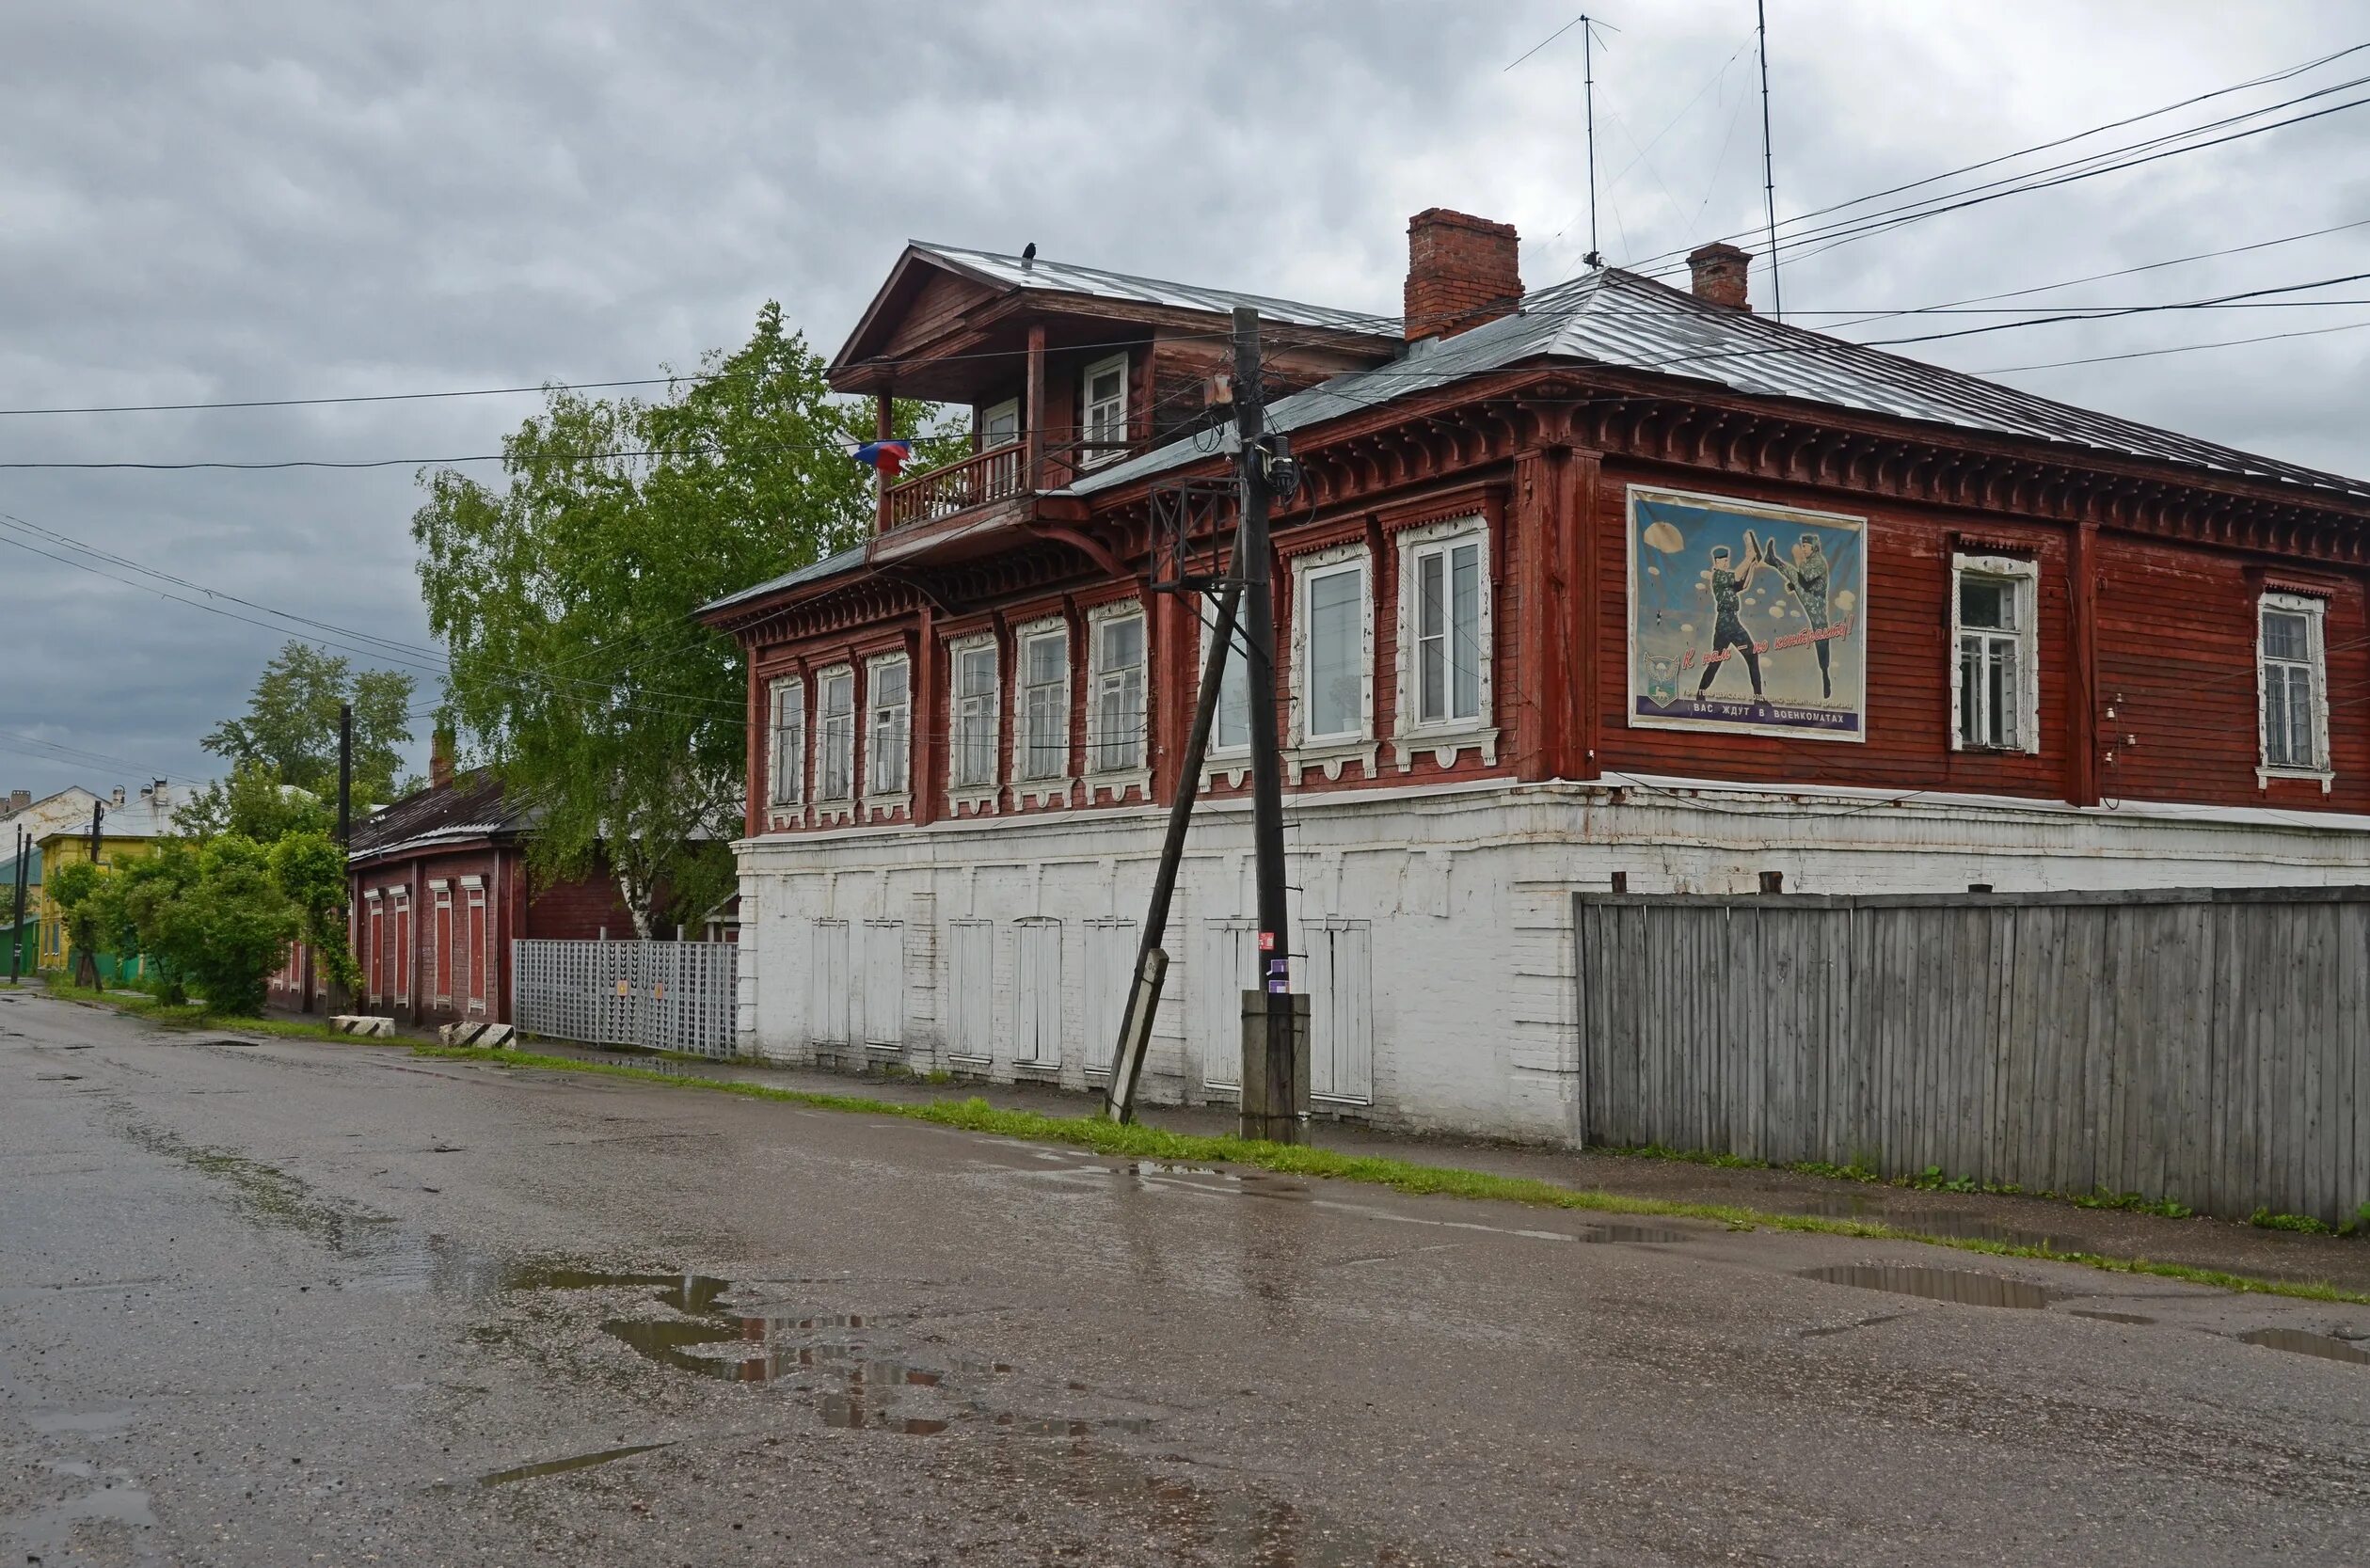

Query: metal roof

[1076,266,2370,502]
[911,243,1400,339]
[699,544,870,618]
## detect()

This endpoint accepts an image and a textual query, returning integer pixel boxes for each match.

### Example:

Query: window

[1401,522,1490,731]
[2260,592,2330,775]
[818,667,855,800]
[1298,555,1369,743]
[980,397,1020,448]
[769,677,805,807]
[433,886,453,1003]
[867,655,911,796]
[1950,555,2038,754]
[950,639,999,792]
[466,886,488,1011]
[1201,594,1253,755]
[1089,608,1147,773]
[1079,354,1128,468]
[1018,624,1070,781]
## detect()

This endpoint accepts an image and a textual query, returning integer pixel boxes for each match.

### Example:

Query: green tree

[412,303,959,936]
[45,860,106,971]
[173,761,338,842]
[109,835,297,1016]
[200,641,417,806]
[268,830,358,991]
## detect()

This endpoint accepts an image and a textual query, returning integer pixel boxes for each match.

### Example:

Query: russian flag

[851,439,913,480]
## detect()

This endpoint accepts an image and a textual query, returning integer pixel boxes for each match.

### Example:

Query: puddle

[2066,1309,2155,1326]
[479,1442,671,1486]
[1579,1222,1686,1243]
[502,1267,1138,1439]
[2239,1327,2370,1366]
[1799,1263,2051,1308]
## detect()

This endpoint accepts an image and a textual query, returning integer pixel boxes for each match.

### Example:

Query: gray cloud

[2,0,2363,798]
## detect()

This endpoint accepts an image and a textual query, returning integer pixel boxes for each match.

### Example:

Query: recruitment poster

[1627,486,1868,741]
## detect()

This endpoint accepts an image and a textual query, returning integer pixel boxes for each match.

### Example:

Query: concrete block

[331,1015,394,1037]
[437,1022,515,1049]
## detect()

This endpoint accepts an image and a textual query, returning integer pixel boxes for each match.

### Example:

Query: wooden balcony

[881,438,1145,531]
[885,440,1026,530]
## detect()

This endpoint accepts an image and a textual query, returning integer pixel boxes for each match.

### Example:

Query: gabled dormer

[830,242,1400,536]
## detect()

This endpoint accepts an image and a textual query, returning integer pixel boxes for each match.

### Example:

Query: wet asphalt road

[5,990,2369,1566]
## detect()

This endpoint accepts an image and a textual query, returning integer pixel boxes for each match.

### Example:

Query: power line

[1624,40,2370,276]
[1973,315,2370,373]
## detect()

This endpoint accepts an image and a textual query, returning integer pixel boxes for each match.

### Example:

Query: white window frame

[2257,591,2332,786]
[1078,354,1129,469]
[1012,617,1073,803]
[946,632,1000,810]
[1199,593,1255,786]
[1085,601,1150,789]
[864,652,912,805]
[1392,515,1499,769]
[1948,553,2040,756]
[768,675,806,809]
[816,664,856,809]
[979,397,1021,449]
[1288,543,1376,780]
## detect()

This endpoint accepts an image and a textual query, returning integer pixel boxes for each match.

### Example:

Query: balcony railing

[885,440,1026,529]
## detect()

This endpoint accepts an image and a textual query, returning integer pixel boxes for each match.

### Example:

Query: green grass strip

[40,980,380,1048]
[409,1044,2370,1307]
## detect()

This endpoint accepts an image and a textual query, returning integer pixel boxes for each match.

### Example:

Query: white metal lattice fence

[512,939,740,1058]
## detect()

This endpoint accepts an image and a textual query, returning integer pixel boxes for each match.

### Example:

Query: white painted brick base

[732,778,2370,1145]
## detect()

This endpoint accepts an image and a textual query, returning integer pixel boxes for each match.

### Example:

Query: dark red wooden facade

[707,217,2370,838]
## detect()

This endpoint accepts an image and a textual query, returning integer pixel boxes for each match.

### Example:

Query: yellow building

[35,783,179,979]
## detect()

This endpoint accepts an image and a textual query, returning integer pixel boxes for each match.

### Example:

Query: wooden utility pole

[1100,579,1243,1121]
[1233,307,1305,1144]
[337,703,353,847]
[72,801,103,990]
[8,825,25,985]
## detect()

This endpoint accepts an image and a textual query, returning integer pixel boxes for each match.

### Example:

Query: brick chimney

[430,728,454,790]
[1686,242,1752,310]
[7,788,27,813]
[1404,209,1522,341]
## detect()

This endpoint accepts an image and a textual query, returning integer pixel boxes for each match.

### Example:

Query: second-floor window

[951,640,999,790]
[769,677,805,806]
[1090,609,1147,773]
[1951,555,2037,753]
[1201,594,1253,755]
[1080,355,1128,467]
[980,397,1020,449]
[1299,552,1370,745]
[818,667,855,800]
[1019,623,1071,780]
[1404,523,1489,729]
[2260,592,2329,775]
[867,655,911,796]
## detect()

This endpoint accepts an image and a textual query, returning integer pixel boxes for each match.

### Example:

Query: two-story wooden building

[700,210,2370,1141]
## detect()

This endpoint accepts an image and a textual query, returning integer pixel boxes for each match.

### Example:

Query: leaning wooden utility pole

[336,702,353,847]
[8,826,26,986]
[72,800,104,990]
[1232,307,1306,1144]
[1098,579,1243,1122]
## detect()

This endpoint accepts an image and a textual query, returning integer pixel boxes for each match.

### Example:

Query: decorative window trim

[813,662,857,821]
[2256,590,2333,789]
[1078,354,1129,469]
[1084,600,1151,802]
[768,673,807,815]
[1011,616,1074,806]
[458,876,484,891]
[946,631,1001,816]
[1392,514,1498,771]
[1288,542,1377,782]
[1948,552,2041,756]
[432,884,453,1006]
[862,652,913,818]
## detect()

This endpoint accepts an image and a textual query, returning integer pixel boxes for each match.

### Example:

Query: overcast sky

[3,1,2364,802]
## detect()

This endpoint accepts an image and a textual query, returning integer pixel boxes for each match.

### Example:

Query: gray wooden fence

[1574,888,2370,1225]
[512,938,739,1058]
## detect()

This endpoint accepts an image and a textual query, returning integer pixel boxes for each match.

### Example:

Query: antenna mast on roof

[1583,17,1602,268]
[1757,0,1783,321]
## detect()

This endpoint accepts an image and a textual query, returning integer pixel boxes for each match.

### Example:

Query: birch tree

[411,304,957,937]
